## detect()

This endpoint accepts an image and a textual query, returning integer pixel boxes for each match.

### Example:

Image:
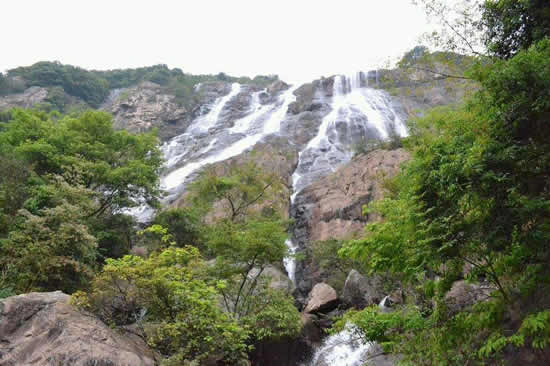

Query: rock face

[0,291,156,366]
[106,81,190,140]
[293,149,410,296]
[304,283,339,314]
[342,269,386,309]
[0,86,49,109]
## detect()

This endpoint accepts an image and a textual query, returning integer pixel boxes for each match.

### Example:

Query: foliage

[0,73,26,96]
[153,208,202,248]
[190,161,286,221]
[189,162,301,340]
[0,109,162,215]
[8,61,109,107]
[75,247,250,365]
[204,216,289,317]
[4,62,279,109]
[482,0,550,59]
[412,0,486,56]
[340,39,550,363]
[0,177,99,293]
[240,285,302,342]
[0,109,162,293]
[311,239,364,292]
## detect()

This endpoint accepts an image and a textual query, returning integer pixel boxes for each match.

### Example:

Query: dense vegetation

[0,107,299,364]
[332,1,550,364]
[0,109,162,293]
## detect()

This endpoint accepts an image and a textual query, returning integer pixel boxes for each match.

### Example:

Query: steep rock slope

[105,81,190,140]
[292,149,409,296]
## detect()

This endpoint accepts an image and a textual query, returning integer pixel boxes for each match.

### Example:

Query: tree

[73,247,250,365]
[189,162,301,340]
[0,109,163,293]
[153,207,202,248]
[190,161,285,222]
[413,0,486,56]
[482,0,550,59]
[0,109,162,216]
[0,177,99,293]
[340,39,550,363]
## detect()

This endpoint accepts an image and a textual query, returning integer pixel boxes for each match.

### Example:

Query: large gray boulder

[304,283,339,314]
[342,269,386,309]
[444,280,493,315]
[0,291,156,366]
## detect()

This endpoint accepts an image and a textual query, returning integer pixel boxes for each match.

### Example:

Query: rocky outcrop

[292,149,410,296]
[0,291,156,366]
[0,86,49,109]
[106,81,190,140]
[249,265,296,294]
[304,283,339,314]
[342,269,386,309]
[444,280,493,315]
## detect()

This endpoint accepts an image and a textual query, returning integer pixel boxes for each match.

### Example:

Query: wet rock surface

[0,291,156,366]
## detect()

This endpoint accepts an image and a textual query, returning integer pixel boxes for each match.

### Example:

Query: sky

[1,0,432,84]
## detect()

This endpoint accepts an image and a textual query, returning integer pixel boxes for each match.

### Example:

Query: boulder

[304,283,339,314]
[249,265,296,294]
[0,291,156,366]
[444,280,492,315]
[342,269,386,309]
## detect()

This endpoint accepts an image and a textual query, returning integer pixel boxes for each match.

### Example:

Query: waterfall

[193,82,241,133]
[127,84,298,222]
[230,89,267,134]
[163,85,297,193]
[306,296,392,366]
[283,72,407,286]
[291,72,408,196]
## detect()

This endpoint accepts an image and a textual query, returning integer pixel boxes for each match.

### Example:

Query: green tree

[0,109,162,216]
[153,208,202,248]
[482,0,550,59]
[340,39,550,363]
[0,177,98,293]
[189,162,301,340]
[74,247,250,365]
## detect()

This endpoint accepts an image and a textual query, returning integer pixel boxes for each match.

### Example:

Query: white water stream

[162,85,297,192]
[283,72,408,284]
[128,84,298,222]
[306,297,391,366]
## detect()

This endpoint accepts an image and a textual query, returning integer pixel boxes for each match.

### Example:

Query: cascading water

[162,85,298,194]
[292,72,408,195]
[128,84,298,222]
[193,82,241,133]
[306,296,391,366]
[283,72,408,283]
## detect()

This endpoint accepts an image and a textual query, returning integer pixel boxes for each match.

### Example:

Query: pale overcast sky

[1,0,432,84]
